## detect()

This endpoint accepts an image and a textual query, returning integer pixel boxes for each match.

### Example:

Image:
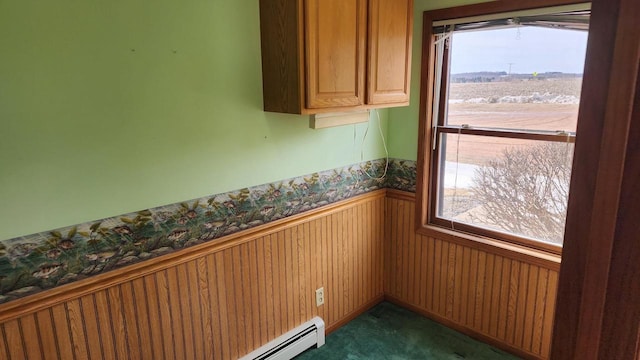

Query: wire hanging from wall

[360,109,389,181]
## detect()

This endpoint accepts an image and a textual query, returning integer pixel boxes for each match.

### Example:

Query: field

[444,78,581,165]
[449,77,582,101]
[439,78,581,244]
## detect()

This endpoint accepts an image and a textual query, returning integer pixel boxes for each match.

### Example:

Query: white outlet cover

[315,287,324,306]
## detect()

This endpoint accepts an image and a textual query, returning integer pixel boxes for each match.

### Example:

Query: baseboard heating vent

[239,317,325,360]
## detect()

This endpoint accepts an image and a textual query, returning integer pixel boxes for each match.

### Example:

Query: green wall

[387,0,493,160]
[0,0,390,241]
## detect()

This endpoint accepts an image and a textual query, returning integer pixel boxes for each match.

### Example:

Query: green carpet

[296,302,521,360]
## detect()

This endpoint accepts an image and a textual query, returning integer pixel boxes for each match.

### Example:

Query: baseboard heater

[239,317,325,360]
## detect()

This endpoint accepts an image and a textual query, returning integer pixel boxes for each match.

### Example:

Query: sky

[450,26,589,75]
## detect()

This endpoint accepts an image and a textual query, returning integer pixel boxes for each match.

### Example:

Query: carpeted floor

[296,302,521,360]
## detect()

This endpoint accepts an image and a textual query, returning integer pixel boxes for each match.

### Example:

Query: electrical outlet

[315,287,325,306]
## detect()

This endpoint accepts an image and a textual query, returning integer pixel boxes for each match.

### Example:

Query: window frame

[416,0,590,256]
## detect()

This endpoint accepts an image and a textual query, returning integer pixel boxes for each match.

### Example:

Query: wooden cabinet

[259,0,413,114]
[367,0,413,105]
[305,0,367,109]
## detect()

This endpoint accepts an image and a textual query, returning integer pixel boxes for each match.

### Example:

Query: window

[418,3,590,253]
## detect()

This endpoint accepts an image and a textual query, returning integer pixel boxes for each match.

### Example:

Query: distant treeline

[451,71,582,83]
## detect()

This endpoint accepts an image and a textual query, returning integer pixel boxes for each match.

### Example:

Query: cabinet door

[305,0,367,109]
[367,0,413,105]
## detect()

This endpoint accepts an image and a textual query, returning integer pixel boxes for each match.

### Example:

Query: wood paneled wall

[0,190,562,360]
[384,193,560,360]
[0,192,385,360]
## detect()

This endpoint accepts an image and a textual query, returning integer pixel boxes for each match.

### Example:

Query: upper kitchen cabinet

[259,0,413,114]
[367,0,413,106]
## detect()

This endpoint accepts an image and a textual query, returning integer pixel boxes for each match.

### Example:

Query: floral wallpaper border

[0,159,416,305]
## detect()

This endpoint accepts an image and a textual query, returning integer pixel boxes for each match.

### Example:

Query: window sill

[416,223,562,271]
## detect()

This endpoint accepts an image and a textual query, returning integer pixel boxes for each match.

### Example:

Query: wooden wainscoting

[384,191,560,360]
[0,191,385,360]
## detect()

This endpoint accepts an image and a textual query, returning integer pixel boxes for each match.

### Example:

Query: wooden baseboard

[326,295,385,334]
[384,295,544,360]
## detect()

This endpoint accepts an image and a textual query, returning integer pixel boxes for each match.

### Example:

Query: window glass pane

[446,26,588,133]
[437,133,574,245]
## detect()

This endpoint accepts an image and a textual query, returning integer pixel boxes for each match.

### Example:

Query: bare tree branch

[469,142,573,244]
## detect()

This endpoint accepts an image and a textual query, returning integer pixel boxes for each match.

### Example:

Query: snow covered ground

[442,161,478,189]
